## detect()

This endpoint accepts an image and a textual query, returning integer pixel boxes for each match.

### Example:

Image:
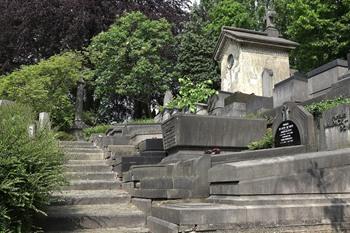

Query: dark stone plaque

[275,120,301,147]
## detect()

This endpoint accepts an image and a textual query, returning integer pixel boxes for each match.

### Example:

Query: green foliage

[275,0,350,71]
[54,131,75,141]
[0,104,65,232]
[0,52,91,130]
[83,125,112,139]
[168,77,217,113]
[173,5,220,88]
[248,128,273,150]
[206,0,258,35]
[88,12,175,119]
[305,97,350,116]
[129,118,155,124]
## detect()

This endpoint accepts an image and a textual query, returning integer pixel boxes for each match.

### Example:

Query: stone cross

[282,105,290,121]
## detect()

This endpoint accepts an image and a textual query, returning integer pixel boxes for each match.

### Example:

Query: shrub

[0,52,91,131]
[54,131,75,141]
[247,128,273,150]
[305,97,350,116]
[0,104,65,232]
[83,124,111,139]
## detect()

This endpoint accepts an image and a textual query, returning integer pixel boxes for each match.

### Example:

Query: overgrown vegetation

[305,97,350,116]
[0,104,65,232]
[167,78,217,113]
[247,128,273,150]
[128,118,155,124]
[83,124,112,139]
[0,52,91,131]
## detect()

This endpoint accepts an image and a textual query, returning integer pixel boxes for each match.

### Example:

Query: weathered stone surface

[147,216,178,233]
[94,136,131,148]
[214,27,297,97]
[131,165,167,181]
[162,114,266,152]
[209,148,350,183]
[307,59,348,99]
[211,145,306,166]
[210,165,350,195]
[140,151,167,157]
[130,133,163,146]
[132,198,152,216]
[273,72,308,108]
[114,156,164,176]
[138,139,164,152]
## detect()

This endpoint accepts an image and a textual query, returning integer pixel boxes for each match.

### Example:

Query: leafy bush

[0,52,91,131]
[167,77,217,113]
[129,118,155,124]
[0,104,65,232]
[305,97,350,116]
[247,128,273,150]
[54,131,75,141]
[83,124,111,139]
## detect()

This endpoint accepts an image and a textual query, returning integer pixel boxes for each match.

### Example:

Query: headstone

[162,90,173,122]
[38,112,50,130]
[274,120,301,147]
[28,124,36,138]
[273,102,316,151]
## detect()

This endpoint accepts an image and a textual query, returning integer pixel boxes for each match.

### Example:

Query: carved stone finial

[264,9,280,37]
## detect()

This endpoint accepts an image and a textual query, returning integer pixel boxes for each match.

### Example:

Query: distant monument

[213,10,298,97]
[71,78,87,140]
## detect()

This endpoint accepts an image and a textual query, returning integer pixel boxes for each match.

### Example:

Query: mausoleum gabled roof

[214,27,299,61]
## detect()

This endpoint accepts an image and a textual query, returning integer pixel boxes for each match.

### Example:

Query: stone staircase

[41,141,149,233]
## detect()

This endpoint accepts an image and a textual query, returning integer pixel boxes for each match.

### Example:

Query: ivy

[305,97,350,116]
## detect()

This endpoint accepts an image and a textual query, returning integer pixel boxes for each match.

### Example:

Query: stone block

[147,216,178,233]
[211,145,306,166]
[162,114,266,153]
[131,165,167,181]
[130,133,163,146]
[210,164,350,195]
[108,145,137,159]
[209,148,350,183]
[132,198,152,216]
[114,156,164,176]
[138,139,164,152]
[122,124,162,136]
[96,136,131,148]
[140,151,167,157]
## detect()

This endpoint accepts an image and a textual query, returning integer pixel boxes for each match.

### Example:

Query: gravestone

[28,124,36,138]
[39,112,50,130]
[274,120,301,147]
[273,102,316,151]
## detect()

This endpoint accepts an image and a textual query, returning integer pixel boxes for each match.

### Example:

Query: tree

[275,0,350,72]
[88,12,174,120]
[0,0,190,75]
[0,52,90,130]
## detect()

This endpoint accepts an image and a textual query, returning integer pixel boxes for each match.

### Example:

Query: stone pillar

[39,112,50,130]
[71,79,87,140]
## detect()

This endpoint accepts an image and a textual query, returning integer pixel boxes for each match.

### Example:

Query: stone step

[60,141,96,148]
[41,204,145,231]
[147,216,178,233]
[150,201,350,232]
[47,227,149,233]
[65,172,115,180]
[65,152,104,160]
[63,180,122,190]
[67,160,107,165]
[65,164,111,173]
[52,190,130,205]
[208,194,350,206]
[63,148,103,154]
[133,188,191,199]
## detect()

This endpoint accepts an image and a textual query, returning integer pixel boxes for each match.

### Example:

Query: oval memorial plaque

[275,120,301,147]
